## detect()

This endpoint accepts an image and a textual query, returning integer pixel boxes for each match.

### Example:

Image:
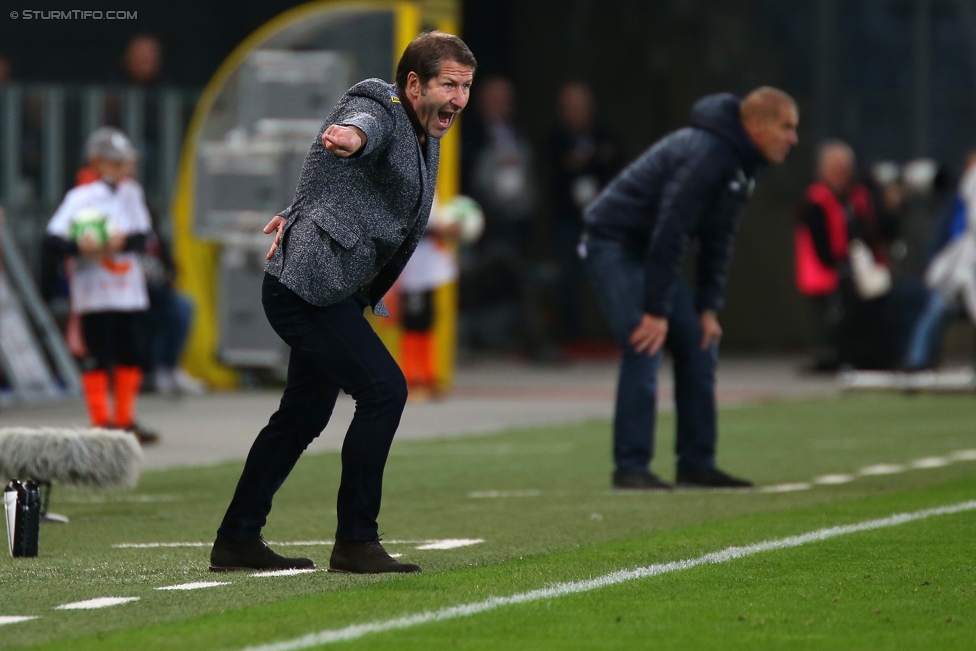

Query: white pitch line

[952,449,976,461]
[910,457,951,469]
[252,569,317,578]
[59,494,181,504]
[415,539,484,550]
[859,463,906,476]
[0,616,38,626]
[760,482,812,493]
[813,474,855,485]
[155,582,229,591]
[55,597,139,610]
[114,539,478,549]
[114,542,212,549]
[238,500,976,651]
[469,490,542,499]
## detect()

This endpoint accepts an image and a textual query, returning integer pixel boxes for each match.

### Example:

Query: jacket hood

[689,93,764,174]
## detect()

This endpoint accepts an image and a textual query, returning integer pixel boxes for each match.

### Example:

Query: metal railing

[0,83,200,275]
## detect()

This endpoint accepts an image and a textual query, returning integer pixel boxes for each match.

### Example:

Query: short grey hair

[816,139,855,168]
[85,127,137,162]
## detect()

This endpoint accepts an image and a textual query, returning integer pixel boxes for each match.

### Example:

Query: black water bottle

[4,480,40,557]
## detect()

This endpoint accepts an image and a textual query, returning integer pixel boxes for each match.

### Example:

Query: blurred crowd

[459,76,622,361]
[795,139,976,372]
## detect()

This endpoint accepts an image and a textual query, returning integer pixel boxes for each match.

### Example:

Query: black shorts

[401,290,435,332]
[81,311,145,370]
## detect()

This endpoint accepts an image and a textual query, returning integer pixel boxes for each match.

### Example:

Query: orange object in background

[75,165,100,186]
[81,369,111,426]
[401,330,435,388]
[112,365,143,427]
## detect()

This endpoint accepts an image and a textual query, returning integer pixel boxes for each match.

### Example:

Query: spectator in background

[72,147,203,396]
[548,82,621,342]
[467,76,535,241]
[461,76,554,358]
[44,128,158,445]
[868,160,906,258]
[904,150,976,370]
[122,34,164,86]
[796,141,926,370]
[139,211,206,396]
[795,141,885,370]
[107,34,165,189]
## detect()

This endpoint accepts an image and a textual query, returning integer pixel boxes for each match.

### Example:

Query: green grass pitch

[1,393,975,650]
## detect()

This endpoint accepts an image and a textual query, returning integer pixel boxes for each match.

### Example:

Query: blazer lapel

[415,135,428,199]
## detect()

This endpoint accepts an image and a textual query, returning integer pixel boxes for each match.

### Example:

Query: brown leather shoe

[329,539,421,574]
[209,534,316,572]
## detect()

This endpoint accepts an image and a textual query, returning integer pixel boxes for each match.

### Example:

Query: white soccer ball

[437,195,484,244]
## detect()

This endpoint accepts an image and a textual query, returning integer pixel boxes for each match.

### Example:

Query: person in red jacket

[795,140,889,370]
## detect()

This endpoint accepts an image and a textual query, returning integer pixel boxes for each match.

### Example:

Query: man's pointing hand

[322,125,366,157]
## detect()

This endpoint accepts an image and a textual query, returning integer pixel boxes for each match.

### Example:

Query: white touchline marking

[390,553,402,558]
[252,569,317,578]
[859,463,906,476]
[60,494,181,504]
[813,474,855,485]
[760,483,812,493]
[910,457,950,469]
[114,542,212,548]
[952,449,976,461]
[469,490,542,499]
[414,539,484,551]
[55,597,139,610]
[155,582,229,591]
[237,500,976,651]
[0,616,38,626]
[114,539,478,549]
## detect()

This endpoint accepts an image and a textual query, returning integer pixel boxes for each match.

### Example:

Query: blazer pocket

[310,211,360,250]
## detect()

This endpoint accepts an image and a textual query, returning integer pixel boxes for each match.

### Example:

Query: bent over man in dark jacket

[211,31,476,574]
[583,87,798,490]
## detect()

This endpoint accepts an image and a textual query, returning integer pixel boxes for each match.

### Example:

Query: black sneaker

[676,467,753,489]
[122,422,159,446]
[209,534,316,572]
[612,471,673,491]
[329,539,421,574]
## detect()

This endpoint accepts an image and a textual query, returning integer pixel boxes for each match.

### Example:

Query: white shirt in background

[46,178,151,313]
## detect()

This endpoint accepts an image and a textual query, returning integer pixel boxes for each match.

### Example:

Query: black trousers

[218,273,408,542]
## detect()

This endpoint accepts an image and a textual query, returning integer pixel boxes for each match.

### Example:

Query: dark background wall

[3,0,975,351]
[0,1,311,85]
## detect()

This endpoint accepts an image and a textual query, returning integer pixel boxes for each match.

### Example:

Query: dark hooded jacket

[583,93,765,317]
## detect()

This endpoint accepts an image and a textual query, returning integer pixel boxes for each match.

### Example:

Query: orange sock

[81,370,111,426]
[112,365,143,428]
[401,331,434,387]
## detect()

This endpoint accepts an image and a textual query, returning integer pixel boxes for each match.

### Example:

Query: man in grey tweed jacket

[212,31,476,575]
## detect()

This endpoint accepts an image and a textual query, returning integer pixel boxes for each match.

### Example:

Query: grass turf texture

[1,393,974,650]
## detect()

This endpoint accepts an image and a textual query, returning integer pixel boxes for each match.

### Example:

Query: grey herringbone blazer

[266,78,440,317]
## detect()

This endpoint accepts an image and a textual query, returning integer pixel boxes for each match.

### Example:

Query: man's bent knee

[355,368,408,411]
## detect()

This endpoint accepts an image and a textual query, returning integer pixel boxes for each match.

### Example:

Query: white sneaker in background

[173,368,207,395]
[155,368,176,396]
